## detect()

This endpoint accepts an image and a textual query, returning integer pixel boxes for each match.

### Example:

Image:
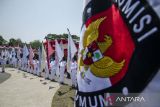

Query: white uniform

[45,61,49,79]
[18,59,21,70]
[24,58,28,72]
[12,57,17,68]
[25,63,28,72]
[50,60,56,80]
[36,61,41,76]
[21,59,24,70]
[29,61,34,74]
[71,61,77,87]
[24,60,28,72]
[33,60,38,75]
[56,63,60,77]
[32,60,36,74]
[27,60,30,73]
[20,58,23,70]
[1,57,6,72]
[59,61,66,83]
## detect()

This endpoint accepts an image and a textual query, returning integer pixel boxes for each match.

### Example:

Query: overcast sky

[0,0,83,43]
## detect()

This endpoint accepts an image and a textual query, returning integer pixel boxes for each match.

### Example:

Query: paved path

[0,68,60,107]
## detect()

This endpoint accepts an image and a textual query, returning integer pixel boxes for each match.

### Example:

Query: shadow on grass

[69,97,74,101]
[42,82,48,85]
[51,85,76,107]
[0,72,11,84]
[57,87,72,96]
[49,86,55,90]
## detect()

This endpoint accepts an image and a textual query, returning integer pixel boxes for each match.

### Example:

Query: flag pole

[67,28,71,37]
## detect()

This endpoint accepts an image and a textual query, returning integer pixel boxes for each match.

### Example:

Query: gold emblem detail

[79,17,125,78]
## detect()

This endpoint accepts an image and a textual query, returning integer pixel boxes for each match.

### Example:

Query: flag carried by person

[11,47,17,66]
[38,46,42,71]
[67,28,77,73]
[54,40,63,77]
[47,40,54,58]
[17,45,21,60]
[55,50,60,77]
[22,44,29,70]
[22,44,29,61]
[11,48,16,58]
[45,40,54,69]
[75,0,160,107]
[40,42,47,73]
[55,39,64,62]
[1,50,5,57]
[4,49,9,59]
[60,40,64,54]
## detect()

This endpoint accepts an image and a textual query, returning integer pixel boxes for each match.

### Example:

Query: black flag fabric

[76,0,160,106]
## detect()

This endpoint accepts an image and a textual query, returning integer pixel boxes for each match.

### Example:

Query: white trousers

[36,68,41,76]
[71,69,77,86]
[56,66,60,77]
[59,67,65,83]
[45,68,49,79]
[50,69,56,80]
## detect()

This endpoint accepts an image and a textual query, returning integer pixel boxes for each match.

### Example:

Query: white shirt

[50,60,56,70]
[59,61,66,67]
[71,61,77,70]
[0,58,6,65]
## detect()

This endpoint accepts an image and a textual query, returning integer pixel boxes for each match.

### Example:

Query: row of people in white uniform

[17,57,78,87]
[18,58,41,76]
[0,56,6,72]
[49,58,78,87]
[0,55,17,72]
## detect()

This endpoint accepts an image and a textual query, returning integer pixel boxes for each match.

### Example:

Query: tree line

[0,33,79,49]
[46,33,80,42]
[0,35,42,49]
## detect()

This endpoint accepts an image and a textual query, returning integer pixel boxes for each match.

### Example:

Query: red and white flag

[29,46,34,65]
[47,40,54,57]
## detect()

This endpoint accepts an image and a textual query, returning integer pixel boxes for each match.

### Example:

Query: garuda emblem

[79,17,125,78]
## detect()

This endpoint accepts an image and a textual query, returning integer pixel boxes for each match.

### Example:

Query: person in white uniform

[11,49,17,68]
[27,60,30,73]
[31,59,35,74]
[1,56,6,73]
[33,59,39,75]
[18,58,22,70]
[12,56,17,68]
[29,60,34,74]
[59,57,66,84]
[23,58,27,71]
[70,58,78,87]
[19,54,23,70]
[24,56,29,72]
[56,62,60,78]
[50,58,56,81]
[36,60,41,76]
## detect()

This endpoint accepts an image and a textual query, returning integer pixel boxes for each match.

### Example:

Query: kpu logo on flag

[82,41,103,65]
[76,0,160,107]
[92,50,103,62]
